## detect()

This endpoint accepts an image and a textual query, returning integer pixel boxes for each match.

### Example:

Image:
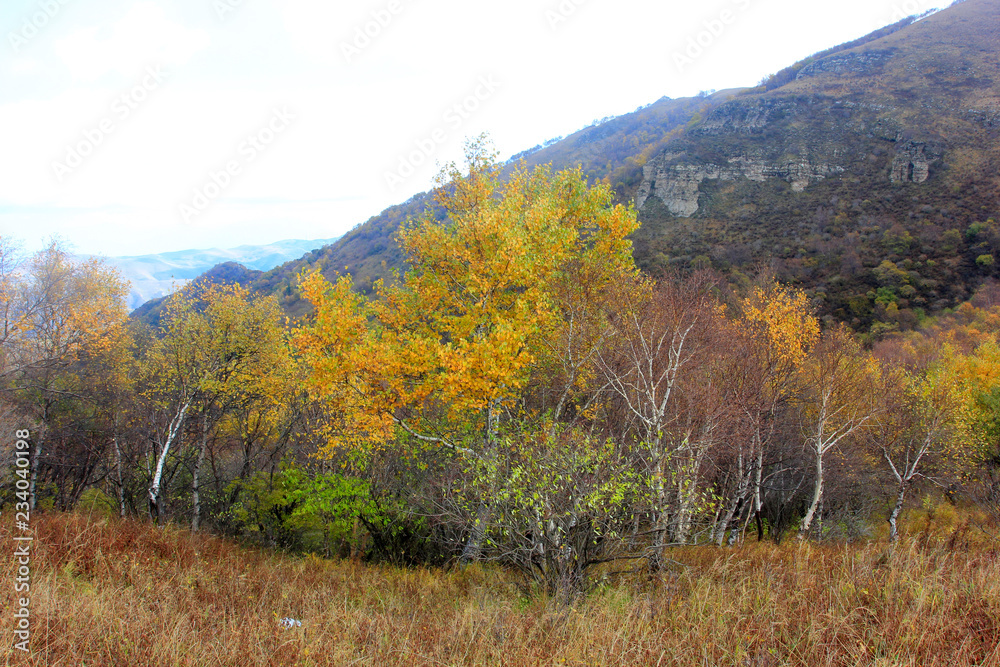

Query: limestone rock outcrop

[636,158,845,216]
[636,91,945,217]
[889,141,938,183]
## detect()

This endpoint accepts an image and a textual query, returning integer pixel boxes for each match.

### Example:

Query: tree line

[2,141,999,596]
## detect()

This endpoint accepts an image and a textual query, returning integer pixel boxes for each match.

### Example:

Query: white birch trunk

[715,449,746,546]
[191,411,209,532]
[888,484,907,542]
[799,449,824,538]
[148,398,192,523]
[752,431,765,540]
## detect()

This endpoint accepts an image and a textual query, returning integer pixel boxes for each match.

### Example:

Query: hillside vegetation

[631,0,1000,338]
[9,152,1000,594]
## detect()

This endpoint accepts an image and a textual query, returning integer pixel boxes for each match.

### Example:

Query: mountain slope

[632,0,1000,334]
[162,0,1000,338]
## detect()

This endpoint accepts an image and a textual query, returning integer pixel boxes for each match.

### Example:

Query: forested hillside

[632,0,1000,338]
[4,150,1000,597]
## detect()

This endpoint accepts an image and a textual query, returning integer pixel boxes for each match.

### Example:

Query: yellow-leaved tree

[716,281,820,544]
[143,282,293,525]
[869,360,966,541]
[294,137,641,567]
[0,238,129,508]
[293,137,639,460]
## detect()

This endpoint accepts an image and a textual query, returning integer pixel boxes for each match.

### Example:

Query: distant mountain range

[99,238,340,310]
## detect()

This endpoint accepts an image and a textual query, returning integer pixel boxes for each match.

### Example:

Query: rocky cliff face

[795,49,895,80]
[889,141,939,183]
[635,94,944,217]
[636,155,846,216]
[636,97,854,217]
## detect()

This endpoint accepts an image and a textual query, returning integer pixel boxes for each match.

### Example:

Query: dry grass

[1,510,999,666]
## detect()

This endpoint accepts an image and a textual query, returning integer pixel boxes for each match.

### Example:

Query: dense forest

[3,146,999,599]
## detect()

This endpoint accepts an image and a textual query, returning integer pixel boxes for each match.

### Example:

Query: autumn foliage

[2,143,1000,608]
[285,142,1000,594]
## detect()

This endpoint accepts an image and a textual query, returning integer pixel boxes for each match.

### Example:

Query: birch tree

[713,282,819,545]
[797,326,881,539]
[871,364,964,541]
[600,272,727,558]
[144,283,289,525]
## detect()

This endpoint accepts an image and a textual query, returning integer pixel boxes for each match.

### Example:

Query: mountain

[102,238,340,310]
[630,0,1000,335]
[160,0,1000,338]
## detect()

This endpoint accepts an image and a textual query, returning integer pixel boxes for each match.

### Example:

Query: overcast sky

[0,0,951,258]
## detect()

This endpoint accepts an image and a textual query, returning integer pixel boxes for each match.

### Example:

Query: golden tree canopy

[294,139,640,456]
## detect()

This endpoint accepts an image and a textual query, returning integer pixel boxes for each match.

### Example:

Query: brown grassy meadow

[1,508,999,667]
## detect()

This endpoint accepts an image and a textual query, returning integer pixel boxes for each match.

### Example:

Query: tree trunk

[462,404,498,562]
[715,450,747,546]
[650,447,668,564]
[29,410,47,511]
[800,449,824,539]
[29,436,42,511]
[191,411,209,533]
[460,502,491,562]
[149,398,191,523]
[752,432,765,541]
[888,483,907,542]
[727,497,747,546]
[114,436,126,518]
